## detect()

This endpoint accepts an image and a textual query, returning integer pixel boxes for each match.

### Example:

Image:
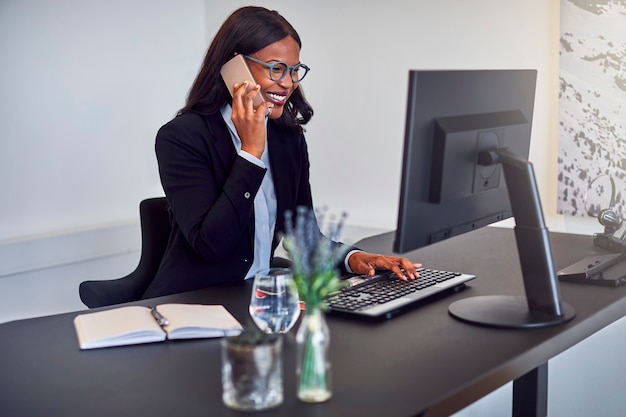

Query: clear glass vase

[296,307,332,402]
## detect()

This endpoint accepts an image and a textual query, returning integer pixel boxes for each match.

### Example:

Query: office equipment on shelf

[328,267,475,320]
[558,253,626,287]
[585,175,626,254]
[393,69,575,328]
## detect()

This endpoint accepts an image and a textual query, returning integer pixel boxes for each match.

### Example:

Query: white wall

[0,0,204,241]
[286,0,563,230]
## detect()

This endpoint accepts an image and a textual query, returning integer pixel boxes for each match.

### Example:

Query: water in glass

[249,268,301,333]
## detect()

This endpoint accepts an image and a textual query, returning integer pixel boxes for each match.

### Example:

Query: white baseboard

[0,222,142,278]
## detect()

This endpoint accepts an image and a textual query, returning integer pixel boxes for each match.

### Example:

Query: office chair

[79,196,293,308]
[79,197,171,308]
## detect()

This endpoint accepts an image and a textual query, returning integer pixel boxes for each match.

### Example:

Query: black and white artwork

[558,0,626,219]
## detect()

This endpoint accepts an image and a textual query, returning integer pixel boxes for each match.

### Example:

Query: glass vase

[295,307,332,402]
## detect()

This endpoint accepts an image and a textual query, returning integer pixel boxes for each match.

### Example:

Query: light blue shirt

[221,105,277,279]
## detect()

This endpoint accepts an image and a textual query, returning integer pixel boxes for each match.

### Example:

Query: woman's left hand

[348,252,421,281]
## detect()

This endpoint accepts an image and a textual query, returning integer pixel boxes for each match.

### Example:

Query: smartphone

[220,54,265,107]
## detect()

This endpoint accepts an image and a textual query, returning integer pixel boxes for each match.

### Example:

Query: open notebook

[74,303,243,350]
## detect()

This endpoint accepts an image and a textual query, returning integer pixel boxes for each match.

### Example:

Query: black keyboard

[327,267,475,319]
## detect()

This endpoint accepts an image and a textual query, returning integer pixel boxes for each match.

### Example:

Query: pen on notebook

[150,306,169,327]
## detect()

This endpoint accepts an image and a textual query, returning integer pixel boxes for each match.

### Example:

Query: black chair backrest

[79,197,171,308]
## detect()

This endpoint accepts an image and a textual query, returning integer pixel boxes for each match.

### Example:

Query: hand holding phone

[220,55,265,107]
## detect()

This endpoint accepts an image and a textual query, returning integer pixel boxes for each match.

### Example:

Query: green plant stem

[299,311,327,394]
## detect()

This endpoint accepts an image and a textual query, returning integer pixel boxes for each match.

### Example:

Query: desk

[2,227,626,417]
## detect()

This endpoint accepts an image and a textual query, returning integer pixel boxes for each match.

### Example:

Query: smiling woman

[240,38,309,122]
[142,5,418,299]
[179,6,313,134]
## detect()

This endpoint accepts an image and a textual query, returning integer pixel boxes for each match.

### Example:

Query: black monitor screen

[394,69,538,254]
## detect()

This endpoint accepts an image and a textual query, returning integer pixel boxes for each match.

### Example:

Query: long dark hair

[179,6,313,134]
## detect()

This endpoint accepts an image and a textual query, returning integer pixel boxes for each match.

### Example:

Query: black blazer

[143,112,349,298]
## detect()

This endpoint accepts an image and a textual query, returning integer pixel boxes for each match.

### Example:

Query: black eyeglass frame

[243,55,310,83]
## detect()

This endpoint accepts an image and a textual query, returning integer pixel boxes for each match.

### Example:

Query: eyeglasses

[243,55,310,83]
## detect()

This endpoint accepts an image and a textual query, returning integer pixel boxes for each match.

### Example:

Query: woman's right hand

[230,81,273,159]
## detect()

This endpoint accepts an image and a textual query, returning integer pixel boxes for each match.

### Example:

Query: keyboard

[327,267,475,319]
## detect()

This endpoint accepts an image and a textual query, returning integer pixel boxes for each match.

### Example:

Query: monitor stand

[448,149,576,329]
[449,295,575,329]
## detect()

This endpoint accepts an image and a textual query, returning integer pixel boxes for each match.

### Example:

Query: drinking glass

[249,267,301,333]
[221,336,283,410]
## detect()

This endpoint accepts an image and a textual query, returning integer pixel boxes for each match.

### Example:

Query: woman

[143,6,419,298]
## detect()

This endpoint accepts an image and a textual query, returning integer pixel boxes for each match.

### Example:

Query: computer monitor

[394,69,575,328]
